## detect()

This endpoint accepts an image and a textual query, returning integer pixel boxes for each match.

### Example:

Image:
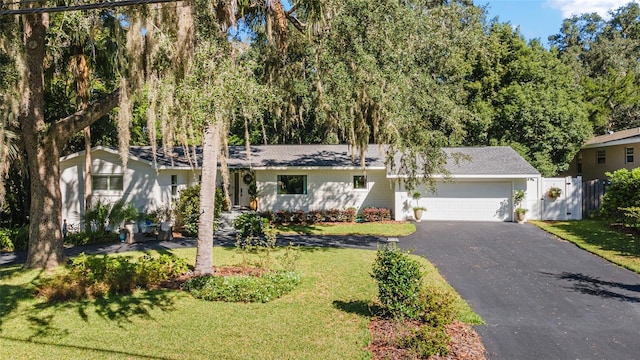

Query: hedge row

[259,207,391,225]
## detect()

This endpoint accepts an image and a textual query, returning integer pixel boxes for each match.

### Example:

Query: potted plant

[547,186,562,200]
[513,189,527,224]
[411,191,426,222]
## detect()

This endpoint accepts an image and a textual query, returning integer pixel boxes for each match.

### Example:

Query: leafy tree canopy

[550,2,640,134]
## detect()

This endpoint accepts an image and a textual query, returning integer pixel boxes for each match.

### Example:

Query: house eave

[386,174,540,180]
[60,145,156,167]
[251,166,387,171]
[582,137,640,149]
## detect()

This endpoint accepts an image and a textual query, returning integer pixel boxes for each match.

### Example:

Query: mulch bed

[367,318,486,360]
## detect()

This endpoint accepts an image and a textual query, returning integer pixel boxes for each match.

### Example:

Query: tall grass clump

[37,253,189,301]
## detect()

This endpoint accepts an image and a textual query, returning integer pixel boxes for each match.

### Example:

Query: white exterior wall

[524,176,541,221]
[60,150,197,226]
[255,168,394,213]
[393,177,541,222]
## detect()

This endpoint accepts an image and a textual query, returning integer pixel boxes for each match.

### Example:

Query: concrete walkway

[400,221,640,360]
[0,231,385,266]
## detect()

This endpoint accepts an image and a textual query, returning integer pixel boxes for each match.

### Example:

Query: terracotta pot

[249,198,258,211]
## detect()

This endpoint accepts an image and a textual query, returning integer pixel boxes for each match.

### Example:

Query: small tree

[513,190,528,223]
[412,191,426,211]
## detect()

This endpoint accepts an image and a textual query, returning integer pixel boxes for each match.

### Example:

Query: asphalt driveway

[399,221,640,360]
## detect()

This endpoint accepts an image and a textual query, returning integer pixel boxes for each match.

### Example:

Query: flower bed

[260,207,392,225]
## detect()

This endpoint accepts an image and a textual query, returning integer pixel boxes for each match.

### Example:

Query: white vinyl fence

[541,177,582,220]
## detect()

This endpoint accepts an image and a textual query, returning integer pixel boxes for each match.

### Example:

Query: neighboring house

[59,144,542,225]
[563,127,640,181]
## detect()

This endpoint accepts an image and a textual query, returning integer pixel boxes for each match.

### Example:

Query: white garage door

[421,181,512,221]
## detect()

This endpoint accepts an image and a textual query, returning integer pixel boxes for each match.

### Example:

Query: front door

[232,171,251,208]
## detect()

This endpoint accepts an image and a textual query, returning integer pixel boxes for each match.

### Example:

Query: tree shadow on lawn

[333,299,382,317]
[30,288,179,332]
[0,265,179,340]
[543,271,640,303]
[0,335,173,360]
[0,266,46,329]
[550,221,640,258]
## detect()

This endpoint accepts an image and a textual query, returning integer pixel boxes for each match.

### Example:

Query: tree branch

[54,88,120,143]
[286,12,306,34]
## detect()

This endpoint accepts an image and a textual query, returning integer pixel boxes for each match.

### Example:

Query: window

[626,147,634,164]
[577,153,583,174]
[353,175,367,189]
[92,175,123,191]
[171,175,178,196]
[597,150,606,164]
[277,175,307,194]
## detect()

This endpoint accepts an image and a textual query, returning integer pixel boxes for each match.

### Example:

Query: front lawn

[277,222,416,237]
[0,246,479,359]
[531,219,640,273]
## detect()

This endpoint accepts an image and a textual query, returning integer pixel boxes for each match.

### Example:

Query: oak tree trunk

[20,13,120,269]
[21,12,66,269]
[194,117,221,275]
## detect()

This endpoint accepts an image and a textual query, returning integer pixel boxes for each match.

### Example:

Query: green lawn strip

[277,222,416,237]
[530,219,640,274]
[0,246,479,359]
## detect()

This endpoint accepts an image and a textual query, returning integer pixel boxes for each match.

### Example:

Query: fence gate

[541,177,583,220]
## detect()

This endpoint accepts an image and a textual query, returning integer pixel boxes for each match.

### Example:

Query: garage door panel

[421,182,512,221]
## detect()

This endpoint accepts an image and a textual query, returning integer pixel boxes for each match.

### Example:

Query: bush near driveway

[371,244,458,357]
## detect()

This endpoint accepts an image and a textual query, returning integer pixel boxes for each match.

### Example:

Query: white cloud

[545,0,638,19]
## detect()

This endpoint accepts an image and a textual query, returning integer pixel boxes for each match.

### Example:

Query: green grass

[531,219,640,273]
[0,246,479,359]
[277,222,416,237]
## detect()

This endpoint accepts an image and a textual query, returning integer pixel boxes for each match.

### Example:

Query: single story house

[563,127,640,181]
[59,144,542,226]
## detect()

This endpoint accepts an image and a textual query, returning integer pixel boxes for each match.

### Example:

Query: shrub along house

[59,144,542,227]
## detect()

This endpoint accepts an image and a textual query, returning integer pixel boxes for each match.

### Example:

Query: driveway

[399,221,640,360]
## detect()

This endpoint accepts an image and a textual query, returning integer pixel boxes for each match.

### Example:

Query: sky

[475,0,638,46]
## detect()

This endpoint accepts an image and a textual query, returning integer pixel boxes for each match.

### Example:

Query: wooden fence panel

[582,179,606,216]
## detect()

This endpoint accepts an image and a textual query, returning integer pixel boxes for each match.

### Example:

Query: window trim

[277,175,308,195]
[353,175,367,190]
[92,174,123,191]
[625,147,634,164]
[596,150,606,165]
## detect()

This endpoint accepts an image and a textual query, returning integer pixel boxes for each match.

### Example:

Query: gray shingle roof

[585,127,640,146]
[124,144,538,176]
[441,147,539,175]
